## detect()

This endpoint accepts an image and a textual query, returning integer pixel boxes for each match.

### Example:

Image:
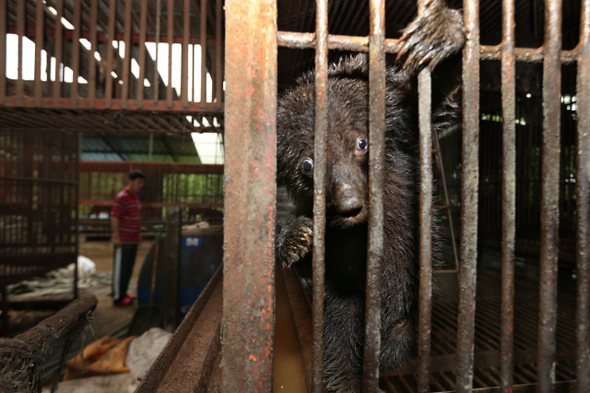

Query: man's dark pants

[113,244,138,302]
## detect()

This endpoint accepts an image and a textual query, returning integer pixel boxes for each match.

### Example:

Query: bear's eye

[301,158,314,174]
[356,137,368,152]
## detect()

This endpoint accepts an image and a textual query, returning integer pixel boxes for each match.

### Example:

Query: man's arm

[111,216,122,247]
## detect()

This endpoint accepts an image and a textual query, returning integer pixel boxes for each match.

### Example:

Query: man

[111,170,145,306]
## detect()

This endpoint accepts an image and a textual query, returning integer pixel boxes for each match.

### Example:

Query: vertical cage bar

[312,0,328,391]
[122,0,133,107]
[166,0,174,108]
[200,0,208,103]
[88,0,98,106]
[53,0,64,106]
[456,0,480,391]
[222,0,277,390]
[537,0,562,391]
[575,0,590,391]
[34,0,44,105]
[363,0,386,391]
[0,0,5,104]
[70,0,81,108]
[105,0,116,107]
[182,0,190,108]
[500,0,516,391]
[16,0,25,103]
[154,0,161,101]
[215,0,223,104]
[416,2,433,391]
[137,0,148,106]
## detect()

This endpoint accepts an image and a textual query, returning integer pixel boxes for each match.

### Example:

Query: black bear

[276,1,464,391]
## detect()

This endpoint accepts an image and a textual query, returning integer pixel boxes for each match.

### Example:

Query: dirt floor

[4,237,154,339]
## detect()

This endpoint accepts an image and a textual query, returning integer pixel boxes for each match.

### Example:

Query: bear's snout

[334,184,364,218]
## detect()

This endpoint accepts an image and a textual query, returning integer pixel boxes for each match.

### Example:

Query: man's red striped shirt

[111,187,141,244]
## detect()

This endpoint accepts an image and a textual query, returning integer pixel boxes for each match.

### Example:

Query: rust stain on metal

[576,1,590,392]
[537,1,562,392]
[500,0,517,392]
[222,0,277,391]
[456,0,480,391]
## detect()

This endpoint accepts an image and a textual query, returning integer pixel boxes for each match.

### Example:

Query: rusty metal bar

[312,0,328,391]
[34,0,44,105]
[416,2,433,391]
[500,0,516,391]
[277,32,578,63]
[166,0,174,108]
[70,0,81,108]
[215,0,223,103]
[137,0,148,106]
[537,0,562,391]
[16,0,25,104]
[105,0,116,107]
[154,0,161,101]
[53,0,64,107]
[182,0,190,108]
[576,0,590,392]
[163,207,181,331]
[0,0,5,104]
[363,0,386,391]
[222,0,277,390]
[88,0,98,106]
[200,0,207,103]
[456,0,480,391]
[122,0,133,107]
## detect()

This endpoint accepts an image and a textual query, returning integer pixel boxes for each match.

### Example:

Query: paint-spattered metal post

[312,0,328,391]
[537,1,562,392]
[363,0,386,391]
[576,2,590,392]
[222,1,277,391]
[456,0,480,391]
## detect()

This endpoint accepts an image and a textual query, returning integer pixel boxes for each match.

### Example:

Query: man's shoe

[114,296,135,307]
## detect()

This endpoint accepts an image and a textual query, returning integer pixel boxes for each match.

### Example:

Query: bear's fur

[276,1,464,391]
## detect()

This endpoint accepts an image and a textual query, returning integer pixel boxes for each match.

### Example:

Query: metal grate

[222,0,590,391]
[0,129,78,284]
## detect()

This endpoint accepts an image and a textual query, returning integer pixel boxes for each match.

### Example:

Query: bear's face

[277,76,372,229]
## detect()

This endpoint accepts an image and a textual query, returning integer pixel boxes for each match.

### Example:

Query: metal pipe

[416,0,433,390]
[88,0,98,107]
[277,32,579,63]
[363,0,386,391]
[182,0,190,108]
[575,0,590,392]
[70,0,81,108]
[121,0,133,108]
[34,0,44,106]
[166,0,174,108]
[312,0,328,391]
[0,0,5,105]
[537,0,562,391]
[200,0,207,104]
[500,0,516,391]
[105,0,116,107]
[222,0,277,390]
[137,0,148,105]
[456,0,480,391]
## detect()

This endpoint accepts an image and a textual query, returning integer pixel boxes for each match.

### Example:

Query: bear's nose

[334,185,364,218]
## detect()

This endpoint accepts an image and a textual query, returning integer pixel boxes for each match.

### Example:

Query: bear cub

[276,1,464,392]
